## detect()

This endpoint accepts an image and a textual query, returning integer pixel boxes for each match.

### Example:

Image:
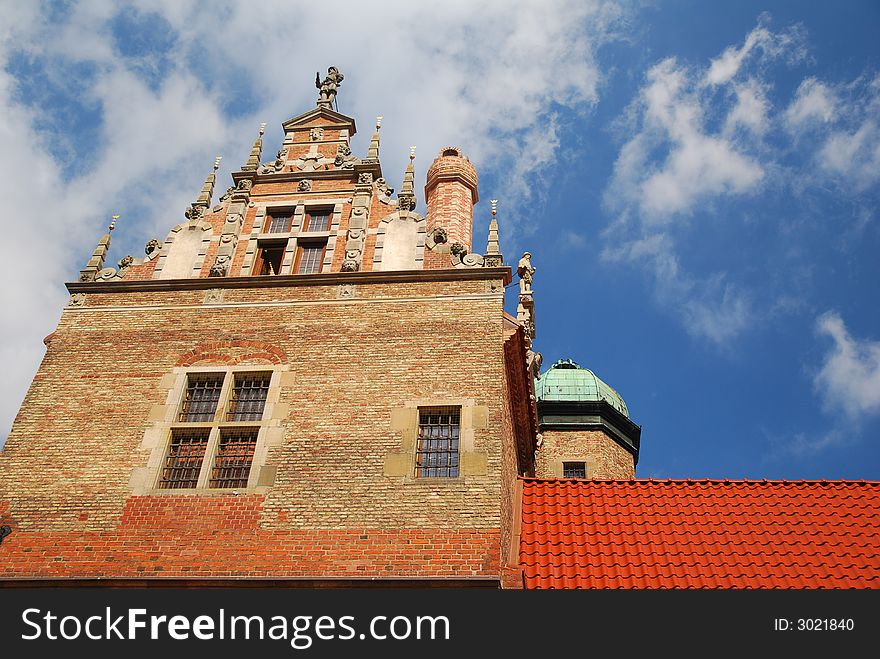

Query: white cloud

[783,77,836,129]
[601,233,750,344]
[0,1,626,444]
[704,16,806,87]
[814,311,880,420]
[608,57,765,223]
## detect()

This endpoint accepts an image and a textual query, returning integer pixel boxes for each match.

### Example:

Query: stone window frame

[241,200,342,275]
[130,365,289,495]
[551,456,597,479]
[385,398,489,481]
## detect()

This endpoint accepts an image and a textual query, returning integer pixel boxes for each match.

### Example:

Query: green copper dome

[535,359,630,417]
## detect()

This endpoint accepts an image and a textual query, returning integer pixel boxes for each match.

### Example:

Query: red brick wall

[0,274,514,582]
[425,149,478,258]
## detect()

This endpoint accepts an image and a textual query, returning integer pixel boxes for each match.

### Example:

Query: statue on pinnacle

[316,66,344,109]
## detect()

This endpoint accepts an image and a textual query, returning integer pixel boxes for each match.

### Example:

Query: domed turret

[534,358,641,480]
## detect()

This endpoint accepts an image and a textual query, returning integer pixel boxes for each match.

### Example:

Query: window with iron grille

[210,429,258,488]
[226,373,270,421]
[295,241,326,274]
[563,462,587,479]
[264,210,293,233]
[161,370,273,490]
[159,429,210,489]
[415,406,460,478]
[303,208,331,232]
[178,374,224,422]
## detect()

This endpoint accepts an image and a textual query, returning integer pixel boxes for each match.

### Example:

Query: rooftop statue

[316,66,344,108]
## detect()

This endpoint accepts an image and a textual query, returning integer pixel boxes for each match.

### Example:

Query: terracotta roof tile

[519,479,880,589]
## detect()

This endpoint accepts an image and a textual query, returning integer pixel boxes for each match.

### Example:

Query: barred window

[179,374,224,422]
[227,373,270,421]
[563,462,586,479]
[162,370,273,490]
[415,406,460,478]
[210,429,258,488]
[159,429,210,489]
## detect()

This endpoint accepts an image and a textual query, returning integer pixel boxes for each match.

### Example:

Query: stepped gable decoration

[242,122,266,172]
[78,214,119,282]
[258,147,289,174]
[483,199,503,268]
[316,66,344,109]
[397,147,417,211]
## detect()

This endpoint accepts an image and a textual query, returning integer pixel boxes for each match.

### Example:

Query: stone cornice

[66,267,513,294]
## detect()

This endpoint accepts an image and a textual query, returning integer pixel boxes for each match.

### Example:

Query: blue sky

[0,1,878,479]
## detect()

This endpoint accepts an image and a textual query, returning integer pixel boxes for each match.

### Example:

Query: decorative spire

[397,146,417,211]
[196,156,222,207]
[79,215,119,282]
[367,116,382,161]
[242,123,266,171]
[484,199,503,267]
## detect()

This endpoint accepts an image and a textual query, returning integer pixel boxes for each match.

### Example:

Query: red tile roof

[520,478,880,589]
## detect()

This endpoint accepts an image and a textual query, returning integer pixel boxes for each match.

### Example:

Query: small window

[227,373,271,421]
[254,240,287,275]
[415,406,460,478]
[294,240,327,274]
[209,429,258,488]
[264,210,293,233]
[159,429,210,489]
[179,374,224,422]
[303,208,331,232]
[563,462,587,479]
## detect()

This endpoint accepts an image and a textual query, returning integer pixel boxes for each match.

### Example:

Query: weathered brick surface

[425,149,478,257]
[535,429,635,480]
[0,275,513,580]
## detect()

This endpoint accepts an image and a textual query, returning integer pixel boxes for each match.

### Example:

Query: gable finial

[397,147,417,211]
[242,123,266,172]
[484,201,503,267]
[367,116,383,161]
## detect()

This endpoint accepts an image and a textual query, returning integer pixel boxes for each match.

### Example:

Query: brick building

[1,69,876,588]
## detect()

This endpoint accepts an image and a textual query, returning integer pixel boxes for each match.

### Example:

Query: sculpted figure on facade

[316,66,344,108]
[518,252,535,295]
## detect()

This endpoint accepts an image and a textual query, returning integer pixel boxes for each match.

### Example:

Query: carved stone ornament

[298,179,312,192]
[450,242,467,258]
[461,252,484,267]
[535,433,544,449]
[397,193,416,211]
[237,178,253,191]
[358,172,373,185]
[68,293,86,307]
[431,227,448,244]
[219,186,234,202]
[184,204,205,221]
[117,255,134,270]
[341,260,359,272]
[310,127,324,141]
[95,267,117,281]
[209,254,231,277]
[258,148,289,174]
[336,283,356,299]
[334,143,359,169]
[79,271,94,282]
[204,288,225,304]
[375,178,395,199]
[145,239,161,255]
